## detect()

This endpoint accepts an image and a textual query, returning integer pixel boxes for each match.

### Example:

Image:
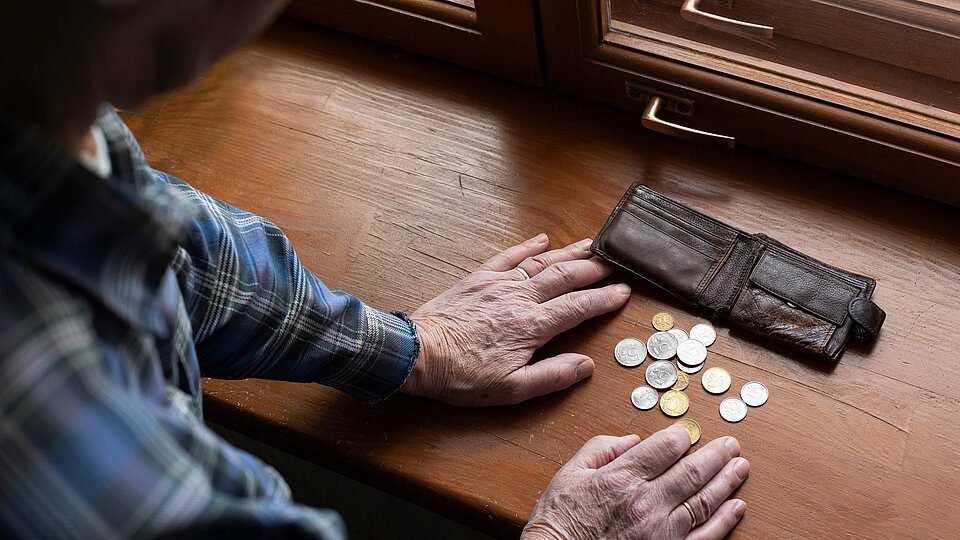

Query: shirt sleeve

[0,263,345,540]
[153,170,418,403]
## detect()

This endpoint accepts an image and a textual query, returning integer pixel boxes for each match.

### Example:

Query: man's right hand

[522,425,749,540]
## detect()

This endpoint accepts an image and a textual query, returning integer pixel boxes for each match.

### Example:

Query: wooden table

[123,17,960,539]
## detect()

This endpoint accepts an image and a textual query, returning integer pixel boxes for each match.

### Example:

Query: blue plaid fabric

[0,106,419,538]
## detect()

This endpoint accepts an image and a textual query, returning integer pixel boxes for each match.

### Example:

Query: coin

[676,339,707,367]
[652,312,675,331]
[701,367,732,394]
[677,361,703,374]
[740,381,769,407]
[660,390,689,417]
[675,418,701,445]
[672,371,689,391]
[614,338,647,367]
[645,360,679,390]
[667,328,689,346]
[719,397,748,422]
[631,385,659,410]
[690,323,717,347]
[647,332,679,360]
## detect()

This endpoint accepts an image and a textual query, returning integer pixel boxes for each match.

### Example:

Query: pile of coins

[615,312,769,444]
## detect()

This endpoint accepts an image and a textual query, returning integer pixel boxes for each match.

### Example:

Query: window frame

[539,0,960,205]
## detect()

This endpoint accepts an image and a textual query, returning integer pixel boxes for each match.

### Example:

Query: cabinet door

[541,0,960,205]
[287,0,543,85]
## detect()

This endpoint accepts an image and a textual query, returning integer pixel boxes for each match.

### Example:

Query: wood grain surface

[122,17,960,539]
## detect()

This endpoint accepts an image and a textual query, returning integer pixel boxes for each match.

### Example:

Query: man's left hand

[400,234,630,406]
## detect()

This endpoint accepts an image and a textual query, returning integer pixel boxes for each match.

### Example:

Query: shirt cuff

[323,306,419,403]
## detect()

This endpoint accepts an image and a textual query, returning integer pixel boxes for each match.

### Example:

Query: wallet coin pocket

[729,247,869,357]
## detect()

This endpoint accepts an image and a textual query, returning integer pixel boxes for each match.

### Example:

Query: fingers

[536,283,631,336]
[604,424,692,480]
[670,456,749,533]
[687,499,746,540]
[515,238,594,279]
[528,257,615,301]
[499,353,594,404]
[565,434,643,470]
[656,436,741,507]
[477,234,549,272]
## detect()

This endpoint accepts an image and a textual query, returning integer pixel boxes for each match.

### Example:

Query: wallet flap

[749,251,858,326]
[849,297,886,340]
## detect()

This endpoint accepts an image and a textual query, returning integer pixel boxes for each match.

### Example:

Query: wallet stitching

[755,237,870,292]
[637,188,741,238]
[696,239,737,303]
[817,324,835,355]
[620,207,723,261]
[628,196,730,248]
[722,240,760,320]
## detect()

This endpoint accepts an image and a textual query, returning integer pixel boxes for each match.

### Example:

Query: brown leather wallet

[592,183,885,361]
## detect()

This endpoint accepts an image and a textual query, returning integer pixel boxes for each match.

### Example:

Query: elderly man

[0,1,748,538]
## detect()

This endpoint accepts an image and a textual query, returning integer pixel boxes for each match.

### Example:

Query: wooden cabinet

[285,0,543,85]
[286,0,960,204]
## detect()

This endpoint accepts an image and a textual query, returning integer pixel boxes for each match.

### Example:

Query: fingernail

[734,457,750,480]
[734,499,746,518]
[575,359,594,380]
[532,233,548,243]
[725,437,740,457]
[576,238,593,250]
[614,283,631,296]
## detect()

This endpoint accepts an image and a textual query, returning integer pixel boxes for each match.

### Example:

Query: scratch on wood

[263,119,330,142]
[409,246,471,274]
[562,207,587,231]
[486,430,560,465]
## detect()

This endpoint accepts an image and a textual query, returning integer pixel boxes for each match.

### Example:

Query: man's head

[0,0,289,148]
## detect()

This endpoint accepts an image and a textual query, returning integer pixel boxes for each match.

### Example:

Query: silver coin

[614,338,647,367]
[677,361,703,374]
[645,360,679,390]
[719,397,748,423]
[690,323,717,347]
[676,339,707,367]
[740,381,769,407]
[667,328,689,346]
[630,385,659,410]
[646,332,679,360]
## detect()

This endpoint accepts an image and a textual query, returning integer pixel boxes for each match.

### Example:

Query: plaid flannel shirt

[0,106,419,539]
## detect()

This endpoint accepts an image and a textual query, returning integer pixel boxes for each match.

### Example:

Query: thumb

[565,434,644,470]
[502,353,594,404]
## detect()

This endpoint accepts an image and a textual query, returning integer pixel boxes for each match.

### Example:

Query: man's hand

[522,426,749,539]
[401,234,630,406]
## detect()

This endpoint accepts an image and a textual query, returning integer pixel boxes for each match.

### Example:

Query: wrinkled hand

[522,425,749,540]
[401,234,630,406]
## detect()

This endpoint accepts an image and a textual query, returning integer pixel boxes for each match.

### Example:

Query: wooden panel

[124,17,960,539]
[540,0,960,207]
[285,0,542,85]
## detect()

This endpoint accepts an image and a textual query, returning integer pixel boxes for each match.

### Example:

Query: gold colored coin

[701,367,732,394]
[675,418,702,445]
[672,371,689,391]
[652,312,675,331]
[659,389,690,417]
